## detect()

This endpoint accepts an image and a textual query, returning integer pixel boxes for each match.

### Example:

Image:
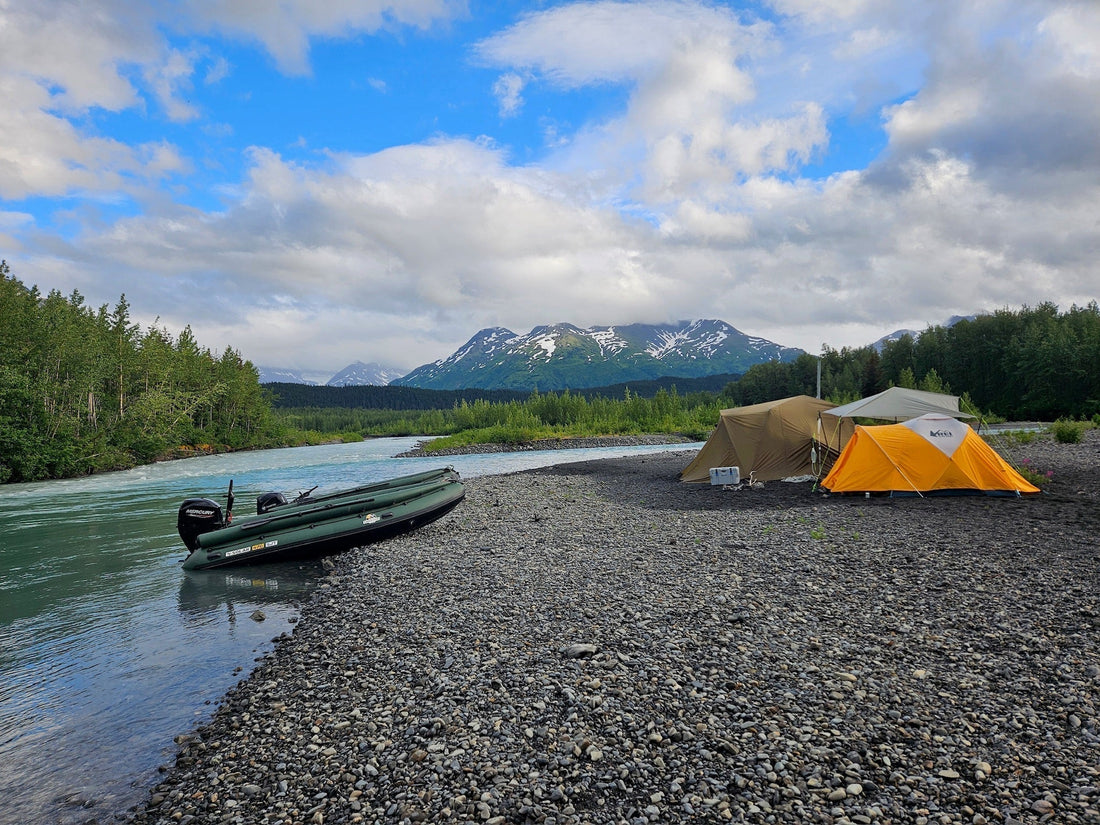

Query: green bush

[1015,458,1052,488]
[1051,418,1085,444]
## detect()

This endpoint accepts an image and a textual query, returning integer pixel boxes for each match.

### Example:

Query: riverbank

[127,431,1099,824]
[397,434,695,457]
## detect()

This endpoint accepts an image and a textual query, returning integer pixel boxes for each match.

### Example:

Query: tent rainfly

[681,395,854,483]
[816,385,976,456]
[821,386,975,421]
[820,414,1039,497]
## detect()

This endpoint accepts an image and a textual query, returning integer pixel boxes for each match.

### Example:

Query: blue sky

[2,1,1098,379]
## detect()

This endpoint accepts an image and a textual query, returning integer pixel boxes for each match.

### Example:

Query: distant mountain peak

[257,366,317,385]
[327,361,405,387]
[871,329,920,352]
[872,315,979,352]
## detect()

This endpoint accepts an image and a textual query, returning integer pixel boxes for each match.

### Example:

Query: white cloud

[1039,4,1100,78]
[177,0,469,75]
[0,209,33,252]
[874,3,1100,190]
[143,47,202,123]
[767,0,879,26]
[492,73,525,118]
[477,0,827,206]
[0,1,155,113]
[205,56,232,85]
[832,26,896,61]
[0,75,142,199]
[46,139,650,367]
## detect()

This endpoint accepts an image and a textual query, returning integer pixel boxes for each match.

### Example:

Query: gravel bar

[128,431,1100,825]
[397,435,695,457]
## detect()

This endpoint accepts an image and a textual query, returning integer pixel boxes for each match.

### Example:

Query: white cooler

[709,466,740,486]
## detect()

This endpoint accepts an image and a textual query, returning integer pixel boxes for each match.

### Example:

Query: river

[0,437,700,824]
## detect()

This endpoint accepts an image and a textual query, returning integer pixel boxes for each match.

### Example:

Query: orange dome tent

[820,414,1039,497]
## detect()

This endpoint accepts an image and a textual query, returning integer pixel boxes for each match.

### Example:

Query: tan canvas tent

[681,395,854,483]
[821,414,1039,496]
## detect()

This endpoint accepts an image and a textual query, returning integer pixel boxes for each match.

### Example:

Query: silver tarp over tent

[821,386,976,422]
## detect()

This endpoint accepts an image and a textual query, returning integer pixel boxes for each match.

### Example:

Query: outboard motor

[256,491,288,514]
[177,498,224,552]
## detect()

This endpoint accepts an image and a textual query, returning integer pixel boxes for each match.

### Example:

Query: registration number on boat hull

[225,540,278,558]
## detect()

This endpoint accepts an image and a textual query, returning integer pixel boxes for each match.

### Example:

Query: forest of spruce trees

[0,262,282,482]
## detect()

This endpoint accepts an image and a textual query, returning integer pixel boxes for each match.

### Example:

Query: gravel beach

[128,430,1100,825]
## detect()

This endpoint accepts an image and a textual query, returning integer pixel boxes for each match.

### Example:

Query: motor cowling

[256,491,288,514]
[177,498,224,551]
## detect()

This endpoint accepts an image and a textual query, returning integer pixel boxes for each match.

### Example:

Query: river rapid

[0,437,700,824]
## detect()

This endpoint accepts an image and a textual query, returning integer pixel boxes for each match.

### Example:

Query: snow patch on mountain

[590,327,630,356]
[534,334,557,358]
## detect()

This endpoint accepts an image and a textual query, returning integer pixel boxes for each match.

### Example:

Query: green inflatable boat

[176,466,464,570]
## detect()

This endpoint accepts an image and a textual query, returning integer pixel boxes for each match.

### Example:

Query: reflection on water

[177,562,322,621]
[0,437,700,824]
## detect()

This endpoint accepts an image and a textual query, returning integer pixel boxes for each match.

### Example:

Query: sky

[2,0,1098,380]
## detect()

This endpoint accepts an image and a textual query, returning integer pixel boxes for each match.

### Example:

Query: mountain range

[258,320,800,390]
[257,361,403,387]
[327,361,406,387]
[392,320,802,391]
[259,315,978,391]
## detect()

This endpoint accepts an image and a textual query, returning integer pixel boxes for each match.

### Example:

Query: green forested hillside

[0,262,283,482]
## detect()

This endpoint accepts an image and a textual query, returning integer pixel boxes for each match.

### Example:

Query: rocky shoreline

[127,430,1099,825]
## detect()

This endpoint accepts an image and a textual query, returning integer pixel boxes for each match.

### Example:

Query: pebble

[126,438,1100,824]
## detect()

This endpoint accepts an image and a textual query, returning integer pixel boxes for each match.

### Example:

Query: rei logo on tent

[904,416,967,456]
